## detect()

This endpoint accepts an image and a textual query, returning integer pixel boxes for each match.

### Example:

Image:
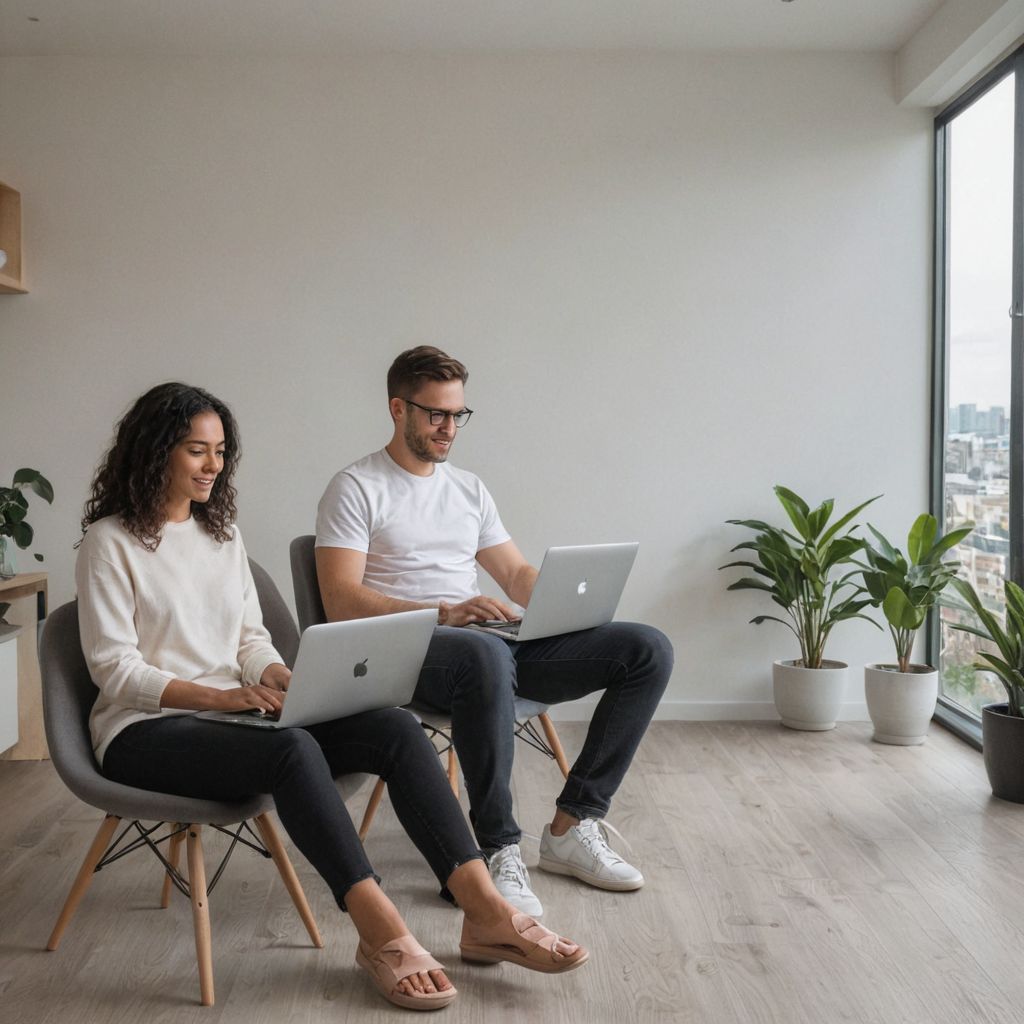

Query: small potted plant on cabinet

[857,514,972,745]
[949,577,1024,803]
[0,468,54,579]
[722,486,879,730]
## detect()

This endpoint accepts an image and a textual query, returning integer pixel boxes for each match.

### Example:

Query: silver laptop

[199,608,436,729]
[466,542,639,642]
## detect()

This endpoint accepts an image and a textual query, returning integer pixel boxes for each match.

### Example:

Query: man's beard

[405,419,449,464]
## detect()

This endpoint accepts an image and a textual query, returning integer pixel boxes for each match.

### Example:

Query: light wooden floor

[2,721,1023,1024]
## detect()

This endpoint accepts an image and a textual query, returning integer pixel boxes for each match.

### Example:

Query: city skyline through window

[937,67,1016,720]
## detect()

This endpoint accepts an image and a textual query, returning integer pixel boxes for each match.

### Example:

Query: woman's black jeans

[103,707,483,910]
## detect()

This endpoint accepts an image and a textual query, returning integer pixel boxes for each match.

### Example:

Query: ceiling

[0,0,945,57]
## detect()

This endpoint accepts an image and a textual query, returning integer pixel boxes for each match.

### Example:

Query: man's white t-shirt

[315,448,511,604]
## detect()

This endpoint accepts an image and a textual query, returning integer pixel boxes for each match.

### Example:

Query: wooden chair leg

[358,779,386,841]
[538,713,571,779]
[446,746,459,798]
[252,813,323,949]
[46,814,121,951]
[186,825,214,1007]
[160,824,185,909]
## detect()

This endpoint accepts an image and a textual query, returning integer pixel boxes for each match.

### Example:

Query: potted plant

[722,486,879,730]
[0,468,54,579]
[949,577,1024,803]
[856,514,972,745]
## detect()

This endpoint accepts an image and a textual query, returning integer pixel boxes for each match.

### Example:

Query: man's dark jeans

[412,621,673,851]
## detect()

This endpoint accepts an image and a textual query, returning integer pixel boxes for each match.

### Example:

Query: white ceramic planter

[772,659,847,731]
[864,663,938,745]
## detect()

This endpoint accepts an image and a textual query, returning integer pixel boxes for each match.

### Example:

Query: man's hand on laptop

[438,595,520,627]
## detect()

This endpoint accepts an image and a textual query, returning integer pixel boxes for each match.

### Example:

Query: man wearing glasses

[315,346,672,916]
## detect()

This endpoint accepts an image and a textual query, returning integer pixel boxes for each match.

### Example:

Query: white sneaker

[538,819,644,891]
[488,844,544,917]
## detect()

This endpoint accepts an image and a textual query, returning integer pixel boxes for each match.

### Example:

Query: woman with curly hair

[76,382,587,1012]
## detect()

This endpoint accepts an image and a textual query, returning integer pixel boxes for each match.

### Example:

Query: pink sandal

[356,934,458,1011]
[459,912,589,974]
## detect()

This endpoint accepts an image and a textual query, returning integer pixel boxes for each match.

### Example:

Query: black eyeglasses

[403,399,474,428]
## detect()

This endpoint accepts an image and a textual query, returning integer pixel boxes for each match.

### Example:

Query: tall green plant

[949,578,1024,718]
[858,514,973,672]
[721,486,880,669]
[0,468,54,562]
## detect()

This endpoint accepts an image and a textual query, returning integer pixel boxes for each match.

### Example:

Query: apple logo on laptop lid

[577,579,588,596]
[353,658,368,678]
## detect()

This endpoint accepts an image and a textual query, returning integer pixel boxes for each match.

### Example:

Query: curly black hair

[81,383,240,550]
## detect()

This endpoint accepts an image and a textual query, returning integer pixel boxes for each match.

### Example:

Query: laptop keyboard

[476,619,521,637]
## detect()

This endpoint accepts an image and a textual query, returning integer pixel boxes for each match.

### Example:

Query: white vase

[864,663,938,745]
[772,659,848,731]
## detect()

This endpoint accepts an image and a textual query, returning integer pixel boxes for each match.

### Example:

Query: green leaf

[976,651,1017,684]
[926,524,973,562]
[818,494,882,546]
[725,518,776,532]
[719,560,775,580]
[836,612,884,629]
[805,499,834,541]
[861,574,888,604]
[821,536,865,571]
[1003,595,1024,646]
[750,614,799,635]
[774,486,811,540]
[1005,581,1024,624]
[1006,580,1024,616]
[948,580,1011,656]
[13,468,54,504]
[865,524,899,563]
[10,521,32,548]
[950,621,995,643]
[882,587,927,631]
[725,541,766,557]
[726,578,777,594]
[907,514,937,565]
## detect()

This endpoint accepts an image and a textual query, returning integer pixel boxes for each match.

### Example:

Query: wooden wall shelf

[0,182,27,294]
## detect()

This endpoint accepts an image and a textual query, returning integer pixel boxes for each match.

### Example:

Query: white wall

[0,52,933,718]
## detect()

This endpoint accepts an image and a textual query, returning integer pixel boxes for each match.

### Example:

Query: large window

[932,49,1024,741]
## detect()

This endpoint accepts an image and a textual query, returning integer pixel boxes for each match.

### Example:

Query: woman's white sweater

[76,515,282,764]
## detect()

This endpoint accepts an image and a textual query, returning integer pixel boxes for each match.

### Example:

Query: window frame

[929,44,1024,749]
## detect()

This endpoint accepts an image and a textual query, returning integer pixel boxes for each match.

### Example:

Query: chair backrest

[289,535,327,632]
[39,601,106,800]
[249,557,300,668]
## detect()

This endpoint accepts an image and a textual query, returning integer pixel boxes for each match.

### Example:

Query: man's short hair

[387,346,469,399]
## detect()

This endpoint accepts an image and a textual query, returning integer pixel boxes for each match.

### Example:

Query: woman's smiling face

[164,411,225,522]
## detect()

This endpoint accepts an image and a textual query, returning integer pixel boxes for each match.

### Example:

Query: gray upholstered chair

[289,535,570,840]
[40,557,364,1007]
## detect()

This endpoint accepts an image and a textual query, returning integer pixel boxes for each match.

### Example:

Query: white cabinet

[0,626,20,754]
[0,573,48,760]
